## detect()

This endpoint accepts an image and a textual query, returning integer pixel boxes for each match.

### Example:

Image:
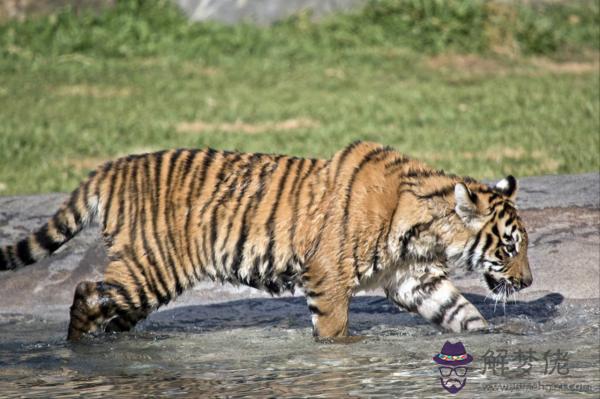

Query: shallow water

[1,294,598,398]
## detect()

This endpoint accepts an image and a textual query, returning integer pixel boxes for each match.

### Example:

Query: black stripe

[413,275,445,295]
[122,256,150,311]
[305,289,324,298]
[340,147,391,275]
[164,149,186,295]
[468,187,479,204]
[95,160,113,202]
[351,237,362,280]
[430,292,459,325]
[290,158,318,243]
[144,152,171,299]
[417,185,455,200]
[180,149,197,184]
[102,159,120,228]
[332,140,362,183]
[462,315,484,331]
[400,220,433,256]
[0,248,7,270]
[103,282,136,313]
[220,153,261,255]
[209,154,244,275]
[384,156,408,170]
[371,225,385,272]
[197,152,238,222]
[308,304,326,316]
[384,201,400,251]
[287,157,308,255]
[384,156,409,176]
[53,213,73,238]
[148,151,174,302]
[170,151,197,286]
[185,148,216,277]
[201,225,214,280]
[111,159,129,237]
[204,156,242,282]
[305,161,328,214]
[263,157,295,282]
[230,162,272,277]
[121,159,151,310]
[245,255,263,288]
[467,232,483,270]
[491,224,501,238]
[341,146,391,232]
[16,239,35,265]
[480,233,494,258]
[137,155,168,304]
[445,302,468,326]
[67,187,83,228]
[82,170,93,212]
[2,247,18,271]
[399,169,444,179]
[34,224,62,253]
[312,275,326,288]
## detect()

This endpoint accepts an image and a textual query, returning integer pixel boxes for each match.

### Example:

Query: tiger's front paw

[458,316,488,332]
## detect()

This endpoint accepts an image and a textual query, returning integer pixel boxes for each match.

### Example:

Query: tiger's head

[454,176,532,299]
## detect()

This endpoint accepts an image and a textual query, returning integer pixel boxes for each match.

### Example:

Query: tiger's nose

[520,274,532,288]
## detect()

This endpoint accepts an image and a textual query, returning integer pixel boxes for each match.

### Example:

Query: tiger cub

[0,141,532,340]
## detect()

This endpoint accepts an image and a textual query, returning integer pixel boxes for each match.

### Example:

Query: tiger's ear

[495,175,518,201]
[454,183,480,225]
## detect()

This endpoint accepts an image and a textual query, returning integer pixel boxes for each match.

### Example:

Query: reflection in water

[0,294,598,398]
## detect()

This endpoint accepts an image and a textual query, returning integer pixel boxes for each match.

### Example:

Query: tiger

[0,141,532,341]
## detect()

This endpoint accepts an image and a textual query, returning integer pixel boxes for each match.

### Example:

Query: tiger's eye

[505,243,516,255]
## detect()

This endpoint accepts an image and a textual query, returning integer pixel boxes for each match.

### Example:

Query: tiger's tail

[0,170,101,271]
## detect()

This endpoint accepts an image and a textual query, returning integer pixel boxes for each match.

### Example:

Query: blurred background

[0,0,598,195]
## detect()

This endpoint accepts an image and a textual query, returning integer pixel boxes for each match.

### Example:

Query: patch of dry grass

[529,57,599,74]
[418,147,560,174]
[53,84,133,98]
[175,118,320,135]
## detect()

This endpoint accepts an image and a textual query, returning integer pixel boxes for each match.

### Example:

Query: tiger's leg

[104,307,150,333]
[303,265,352,338]
[67,276,152,341]
[67,280,121,341]
[383,266,488,333]
[305,292,350,338]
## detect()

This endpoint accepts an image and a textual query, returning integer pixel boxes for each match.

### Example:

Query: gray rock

[176,0,367,25]
[514,173,600,209]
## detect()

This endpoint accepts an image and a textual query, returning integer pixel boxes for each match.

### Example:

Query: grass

[0,0,598,195]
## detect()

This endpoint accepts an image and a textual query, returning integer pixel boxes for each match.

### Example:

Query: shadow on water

[142,293,565,334]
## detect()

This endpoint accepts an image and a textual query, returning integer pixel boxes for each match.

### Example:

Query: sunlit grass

[0,0,598,195]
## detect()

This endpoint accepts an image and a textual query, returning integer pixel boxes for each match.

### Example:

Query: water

[0,293,598,398]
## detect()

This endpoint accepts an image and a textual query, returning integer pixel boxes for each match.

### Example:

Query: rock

[176,0,368,25]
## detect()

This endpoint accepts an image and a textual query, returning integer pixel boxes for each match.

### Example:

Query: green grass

[0,0,598,195]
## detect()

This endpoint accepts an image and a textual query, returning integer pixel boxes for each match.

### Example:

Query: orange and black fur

[0,142,532,340]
